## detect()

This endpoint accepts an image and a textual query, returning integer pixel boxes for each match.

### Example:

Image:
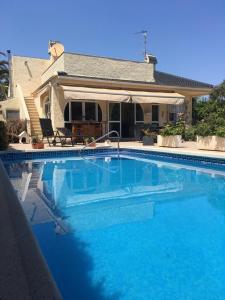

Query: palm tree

[0,52,9,101]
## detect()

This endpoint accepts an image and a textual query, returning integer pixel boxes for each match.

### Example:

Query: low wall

[0,160,62,300]
[197,136,225,151]
[157,135,182,148]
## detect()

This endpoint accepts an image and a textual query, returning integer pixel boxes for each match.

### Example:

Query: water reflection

[4,156,225,300]
[4,156,225,233]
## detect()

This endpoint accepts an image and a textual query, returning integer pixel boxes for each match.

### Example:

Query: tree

[0,52,9,101]
[192,80,225,124]
[210,80,225,103]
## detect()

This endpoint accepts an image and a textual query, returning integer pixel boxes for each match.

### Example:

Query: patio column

[50,84,64,130]
[184,96,192,124]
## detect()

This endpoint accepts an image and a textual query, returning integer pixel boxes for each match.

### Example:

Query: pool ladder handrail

[80,130,120,155]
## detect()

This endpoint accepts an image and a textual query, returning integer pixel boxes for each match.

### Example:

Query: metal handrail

[80,130,120,155]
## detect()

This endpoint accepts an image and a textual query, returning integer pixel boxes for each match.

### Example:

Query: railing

[80,130,120,156]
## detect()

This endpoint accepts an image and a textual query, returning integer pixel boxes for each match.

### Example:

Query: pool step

[29,169,41,189]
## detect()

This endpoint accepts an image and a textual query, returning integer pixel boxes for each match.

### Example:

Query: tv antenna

[135,30,148,59]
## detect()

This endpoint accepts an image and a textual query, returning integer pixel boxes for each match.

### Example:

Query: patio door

[152,105,159,124]
[108,102,144,138]
[108,103,121,136]
[121,103,135,138]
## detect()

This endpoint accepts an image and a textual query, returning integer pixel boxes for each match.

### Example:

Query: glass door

[108,103,121,137]
[121,103,135,138]
[152,105,159,124]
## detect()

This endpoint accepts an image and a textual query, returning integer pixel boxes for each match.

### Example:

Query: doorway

[152,105,159,124]
[121,103,135,138]
[108,102,144,138]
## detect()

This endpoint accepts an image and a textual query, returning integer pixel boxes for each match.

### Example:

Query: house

[0,41,213,139]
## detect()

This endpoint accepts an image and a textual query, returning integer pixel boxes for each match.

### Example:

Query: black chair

[134,124,145,141]
[57,127,76,145]
[150,123,160,133]
[39,118,74,147]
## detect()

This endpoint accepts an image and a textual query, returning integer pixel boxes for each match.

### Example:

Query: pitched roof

[153,71,213,89]
[55,52,213,89]
[63,52,154,82]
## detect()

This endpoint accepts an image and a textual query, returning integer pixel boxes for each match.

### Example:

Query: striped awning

[61,86,185,105]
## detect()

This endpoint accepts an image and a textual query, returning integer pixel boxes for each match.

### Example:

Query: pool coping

[0,160,62,300]
[1,146,225,166]
[1,146,225,299]
[3,143,225,159]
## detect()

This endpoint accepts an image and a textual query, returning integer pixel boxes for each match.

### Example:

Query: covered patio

[51,85,186,140]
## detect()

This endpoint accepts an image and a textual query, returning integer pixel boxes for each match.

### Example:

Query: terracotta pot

[32,142,44,149]
[89,142,96,147]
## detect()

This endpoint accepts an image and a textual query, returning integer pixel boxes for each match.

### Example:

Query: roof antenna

[134,30,148,59]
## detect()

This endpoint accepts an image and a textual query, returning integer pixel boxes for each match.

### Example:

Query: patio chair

[56,127,76,145]
[39,118,74,147]
[134,124,145,141]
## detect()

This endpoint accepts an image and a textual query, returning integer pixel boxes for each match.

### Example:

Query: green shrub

[195,122,214,137]
[215,126,225,138]
[195,119,225,138]
[160,121,185,137]
[6,119,27,143]
[0,121,9,150]
[184,126,197,141]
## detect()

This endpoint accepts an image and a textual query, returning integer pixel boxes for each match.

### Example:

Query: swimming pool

[4,150,225,300]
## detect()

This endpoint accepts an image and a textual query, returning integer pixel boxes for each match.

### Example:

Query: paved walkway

[4,141,225,159]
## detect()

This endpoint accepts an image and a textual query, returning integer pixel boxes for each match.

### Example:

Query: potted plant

[183,125,197,141]
[141,129,154,146]
[158,121,184,148]
[83,137,96,147]
[196,121,225,151]
[83,137,90,146]
[89,137,96,147]
[32,136,44,149]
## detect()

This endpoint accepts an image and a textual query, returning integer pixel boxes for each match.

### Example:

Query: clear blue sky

[1,0,225,85]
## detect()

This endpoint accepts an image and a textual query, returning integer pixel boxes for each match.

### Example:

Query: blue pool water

[4,153,225,300]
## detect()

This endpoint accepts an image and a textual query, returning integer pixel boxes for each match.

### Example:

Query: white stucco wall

[0,85,30,121]
[11,56,49,97]
[0,98,20,121]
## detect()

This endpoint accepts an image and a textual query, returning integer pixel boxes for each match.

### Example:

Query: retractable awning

[61,86,185,105]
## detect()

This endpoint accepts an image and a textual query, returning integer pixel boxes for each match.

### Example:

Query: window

[152,105,159,122]
[169,113,176,122]
[44,97,51,119]
[135,104,144,122]
[6,110,20,120]
[64,103,69,121]
[64,101,102,123]
[109,103,121,136]
[85,102,96,121]
[168,105,184,123]
[98,105,102,122]
[71,102,82,120]
[109,103,120,121]
[109,122,120,135]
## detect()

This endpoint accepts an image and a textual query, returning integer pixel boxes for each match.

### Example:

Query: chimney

[48,41,64,64]
[6,50,13,98]
[145,54,157,69]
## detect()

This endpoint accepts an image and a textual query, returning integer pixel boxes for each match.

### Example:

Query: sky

[1,0,225,85]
